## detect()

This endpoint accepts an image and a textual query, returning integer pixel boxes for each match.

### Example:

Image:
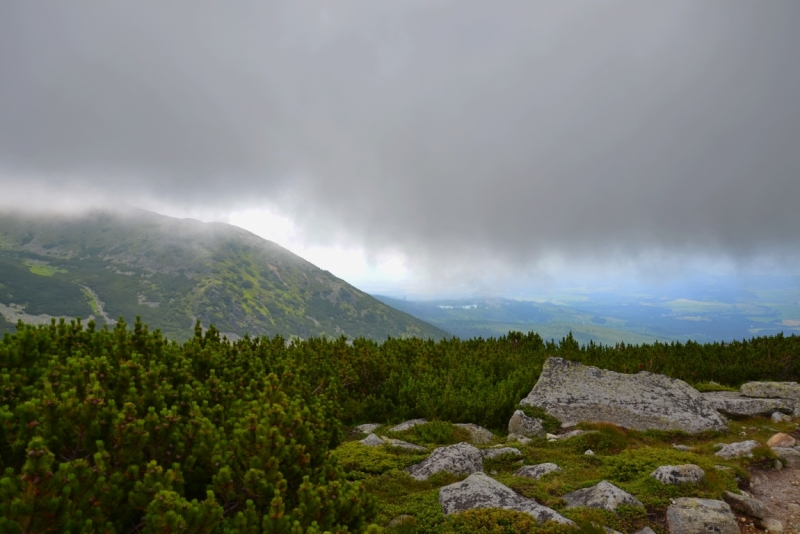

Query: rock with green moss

[481,447,522,460]
[507,410,545,437]
[454,423,494,445]
[666,498,738,534]
[513,463,560,479]
[714,440,760,459]
[563,481,643,511]
[650,464,705,485]
[390,419,427,432]
[520,357,728,433]
[405,442,483,481]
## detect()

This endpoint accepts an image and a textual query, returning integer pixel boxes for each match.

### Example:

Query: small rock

[714,440,761,459]
[389,419,427,432]
[673,444,692,451]
[360,433,385,446]
[387,515,416,528]
[724,491,771,519]
[482,447,522,460]
[383,438,428,452]
[563,480,643,511]
[454,423,494,445]
[775,458,783,470]
[771,447,800,468]
[713,465,732,471]
[506,433,533,445]
[438,472,573,524]
[514,463,561,479]
[787,503,800,513]
[585,449,594,456]
[355,423,381,433]
[767,432,796,448]
[546,433,558,440]
[666,498,739,534]
[405,442,483,481]
[650,464,705,485]
[758,517,784,533]
[633,528,656,534]
[508,410,545,438]
[772,411,792,423]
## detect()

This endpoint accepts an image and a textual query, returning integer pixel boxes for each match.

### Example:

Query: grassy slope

[0,208,447,341]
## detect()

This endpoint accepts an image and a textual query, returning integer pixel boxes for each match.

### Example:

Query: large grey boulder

[740,381,800,400]
[563,481,643,511]
[520,358,727,433]
[514,463,561,479]
[438,472,573,524]
[389,419,427,432]
[481,447,522,460]
[455,423,494,445]
[650,465,705,485]
[701,391,792,417]
[714,440,761,459]
[405,442,483,480]
[666,498,738,534]
[508,410,545,437]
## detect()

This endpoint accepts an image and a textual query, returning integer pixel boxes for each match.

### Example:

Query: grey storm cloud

[1,0,799,267]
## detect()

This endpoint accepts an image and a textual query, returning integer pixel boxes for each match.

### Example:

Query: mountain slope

[0,208,447,341]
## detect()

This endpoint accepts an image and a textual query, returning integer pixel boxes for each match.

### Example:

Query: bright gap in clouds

[225,207,411,294]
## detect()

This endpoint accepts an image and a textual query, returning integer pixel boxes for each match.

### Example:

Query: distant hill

[0,208,447,341]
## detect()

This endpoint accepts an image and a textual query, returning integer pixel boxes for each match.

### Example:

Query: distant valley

[0,208,446,341]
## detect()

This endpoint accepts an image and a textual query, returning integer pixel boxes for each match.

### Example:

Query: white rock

[506,433,532,445]
[666,498,738,534]
[772,411,792,423]
[759,517,784,534]
[438,472,573,524]
[563,481,643,511]
[508,410,545,437]
[389,419,427,432]
[454,423,495,445]
[714,440,761,459]
[405,442,483,481]
[481,447,523,460]
[650,464,705,485]
[672,444,692,451]
[360,433,385,446]
[585,449,595,456]
[355,423,381,434]
[520,358,728,433]
[514,463,561,479]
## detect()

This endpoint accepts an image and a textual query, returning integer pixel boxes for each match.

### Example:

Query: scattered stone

[633,528,656,534]
[714,440,761,459]
[563,481,643,511]
[355,423,381,434]
[520,357,727,433]
[438,472,573,524]
[672,444,692,452]
[383,438,428,452]
[514,463,561,479]
[387,515,416,528]
[724,491,771,519]
[454,423,494,445]
[650,464,705,485]
[740,381,800,400]
[767,432,796,448]
[506,433,533,445]
[359,433,385,446]
[405,442,483,481]
[772,411,792,423]
[702,391,792,417]
[585,449,594,456]
[666,498,739,534]
[389,419,427,432]
[759,517,785,533]
[481,447,522,460]
[508,410,545,438]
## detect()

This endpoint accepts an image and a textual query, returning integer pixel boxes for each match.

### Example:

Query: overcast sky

[1,1,799,296]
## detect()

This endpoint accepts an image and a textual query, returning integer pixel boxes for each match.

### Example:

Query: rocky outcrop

[520,358,727,433]
[481,447,522,460]
[389,419,427,432]
[767,432,796,448]
[740,381,800,400]
[514,463,561,479]
[455,423,494,445]
[508,410,545,437]
[714,440,760,459]
[650,465,705,485]
[563,481,643,511]
[405,442,483,480]
[701,391,792,417]
[438,472,573,524]
[666,498,738,534]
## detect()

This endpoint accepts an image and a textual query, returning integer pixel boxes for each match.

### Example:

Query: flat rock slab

[520,358,727,433]
[767,432,796,448]
[741,381,800,400]
[650,464,705,485]
[701,391,792,417]
[714,440,761,459]
[439,472,573,525]
[406,442,483,480]
[508,410,545,437]
[481,447,522,459]
[563,481,643,511]
[666,498,738,534]
[355,423,381,434]
[389,419,427,432]
[455,423,494,445]
[514,463,561,479]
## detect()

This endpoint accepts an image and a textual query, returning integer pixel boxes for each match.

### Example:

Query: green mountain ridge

[0,207,447,341]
